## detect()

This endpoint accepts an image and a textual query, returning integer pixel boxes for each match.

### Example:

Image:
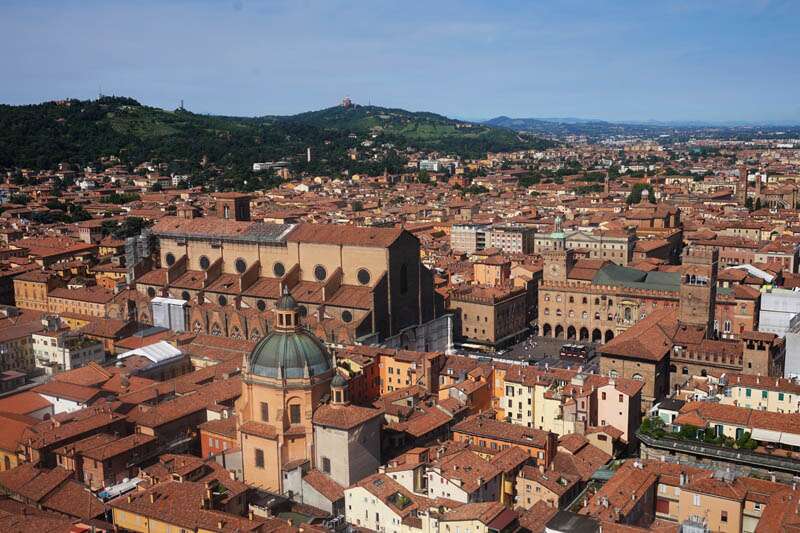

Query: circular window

[273,262,285,277]
[199,256,210,270]
[298,305,308,317]
[235,258,247,274]
[314,265,327,282]
[147,287,156,298]
[218,295,227,306]
[181,291,190,301]
[357,268,371,285]
[165,253,176,266]
[341,310,353,323]
[257,300,266,312]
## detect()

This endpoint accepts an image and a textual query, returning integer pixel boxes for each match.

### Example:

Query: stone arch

[604,330,614,343]
[542,323,552,337]
[592,328,602,343]
[579,327,589,341]
[567,325,577,340]
[555,324,565,339]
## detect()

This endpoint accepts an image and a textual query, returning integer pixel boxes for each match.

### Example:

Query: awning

[780,433,800,447]
[751,428,783,443]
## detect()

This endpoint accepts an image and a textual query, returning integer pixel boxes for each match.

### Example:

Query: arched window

[342,310,353,323]
[257,300,266,312]
[357,268,371,285]
[314,265,327,282]
[199,255,210,270]
[165,252,176,266]
[235,258,247,274]
[181,291,190,301]
[218,295,227,306]
[632,373,643,381]
[682,366,689,375]
[273,262,286,277]
[147,287,156,298]
[624,307,632,321]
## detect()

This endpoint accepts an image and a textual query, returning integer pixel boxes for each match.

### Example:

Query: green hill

[0,97,555,175]
[286,105,551,156]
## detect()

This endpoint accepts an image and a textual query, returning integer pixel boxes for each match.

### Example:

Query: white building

[151,297,189,332]
[487,225,535,255]
[426,450,502,503]
[759,288,800,337]
[784,314,800,378]
[344,472,516,533]
[32,317,105,376]
[450,224,489,254]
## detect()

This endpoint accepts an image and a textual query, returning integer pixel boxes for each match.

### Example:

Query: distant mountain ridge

[481,115,800,140]
[485,115,800,128]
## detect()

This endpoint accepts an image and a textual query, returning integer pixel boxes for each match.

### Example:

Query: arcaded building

[537,247,759,344]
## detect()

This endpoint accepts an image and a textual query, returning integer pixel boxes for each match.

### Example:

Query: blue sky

[1,0,798,122]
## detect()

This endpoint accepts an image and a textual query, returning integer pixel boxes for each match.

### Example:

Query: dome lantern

[244,286,332,382]
[331,374,350,405]
[275,285,300,332]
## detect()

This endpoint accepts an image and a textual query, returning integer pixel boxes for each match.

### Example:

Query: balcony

[637,431,800,476]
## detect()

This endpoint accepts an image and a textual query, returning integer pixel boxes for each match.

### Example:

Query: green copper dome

[248,328,332,379]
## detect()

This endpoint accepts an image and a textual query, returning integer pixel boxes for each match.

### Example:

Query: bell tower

[678,247,718,335]
[543,248,575,283]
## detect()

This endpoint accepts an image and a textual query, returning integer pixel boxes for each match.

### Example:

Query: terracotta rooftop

[452,414,551,449]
